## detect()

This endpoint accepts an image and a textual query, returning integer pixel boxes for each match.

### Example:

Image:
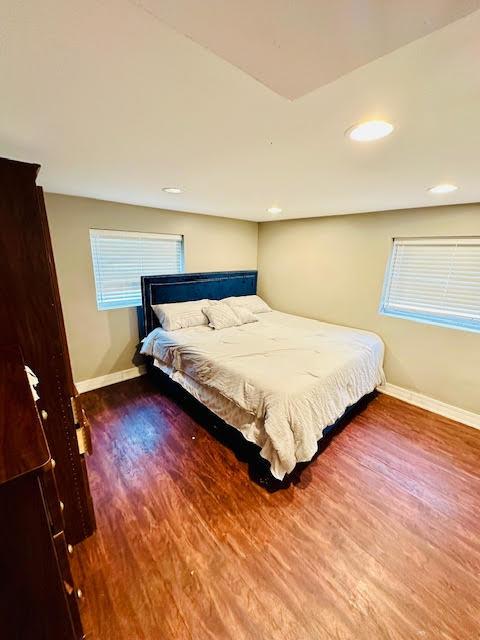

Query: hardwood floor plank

[72,378,480,640]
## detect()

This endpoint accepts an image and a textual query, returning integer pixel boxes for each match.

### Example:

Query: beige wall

[258,204,480,414]
[46,193,258,382]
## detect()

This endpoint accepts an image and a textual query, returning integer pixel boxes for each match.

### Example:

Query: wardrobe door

[0,157,95,543]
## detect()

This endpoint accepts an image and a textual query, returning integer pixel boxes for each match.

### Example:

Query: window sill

[379,310,480,335]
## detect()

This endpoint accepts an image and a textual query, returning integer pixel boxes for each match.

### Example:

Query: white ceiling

[1,0,480,222]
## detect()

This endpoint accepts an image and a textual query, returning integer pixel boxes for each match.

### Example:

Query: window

[380,237,480,333]
[90,229,184,310]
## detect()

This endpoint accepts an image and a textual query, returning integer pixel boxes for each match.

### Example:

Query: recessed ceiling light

[346,120,394,142]
[162,187,183,194]
[428,183,458,194]
[267,206,282,214]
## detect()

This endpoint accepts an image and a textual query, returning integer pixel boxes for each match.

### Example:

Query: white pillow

[224,294,271,314]
[203,301,258,330]
[151,299,211,331]
[232,306,259,325]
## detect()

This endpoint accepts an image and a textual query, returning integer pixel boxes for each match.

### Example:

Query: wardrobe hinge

[70,397,92,455]
[70,396,80,424]
[76,425,90,455]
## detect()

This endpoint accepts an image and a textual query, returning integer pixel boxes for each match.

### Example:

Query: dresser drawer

[40,462,64,534]
[52,530,84,638]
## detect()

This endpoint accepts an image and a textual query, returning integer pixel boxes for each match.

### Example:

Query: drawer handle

[51,458,56,469]
[59,501,64,512]
[64,582,83,599]
[41,409,48,421]
[67,544,74,555]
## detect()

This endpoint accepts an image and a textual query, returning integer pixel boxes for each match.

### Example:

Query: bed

[139,271,385,481]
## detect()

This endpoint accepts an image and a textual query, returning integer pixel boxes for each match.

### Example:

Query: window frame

[89,228,185,311]
[379,236,480,334]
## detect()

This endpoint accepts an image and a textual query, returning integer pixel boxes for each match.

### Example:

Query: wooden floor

[73,376,480,640]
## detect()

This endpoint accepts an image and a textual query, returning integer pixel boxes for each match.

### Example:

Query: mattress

[142,311,385,479]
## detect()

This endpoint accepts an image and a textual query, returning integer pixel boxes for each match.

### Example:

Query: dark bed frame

[139,270,258,339]
[138,270,375,489]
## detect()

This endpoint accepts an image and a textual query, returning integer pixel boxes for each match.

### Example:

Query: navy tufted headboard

[139,270,257,338]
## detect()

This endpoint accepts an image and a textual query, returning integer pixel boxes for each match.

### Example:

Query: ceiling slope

[134,0,480,99]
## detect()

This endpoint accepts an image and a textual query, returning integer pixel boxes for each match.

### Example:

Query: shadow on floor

[147,364,376,492]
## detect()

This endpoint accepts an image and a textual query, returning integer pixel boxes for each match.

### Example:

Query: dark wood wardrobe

[0,157,95,638]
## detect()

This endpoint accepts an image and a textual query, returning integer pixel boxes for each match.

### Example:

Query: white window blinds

[380,237,480,332]
[90,229,184,310]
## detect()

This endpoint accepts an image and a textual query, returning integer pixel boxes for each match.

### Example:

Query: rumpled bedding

[141,311,385,479]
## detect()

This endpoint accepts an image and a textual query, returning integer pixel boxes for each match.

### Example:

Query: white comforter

[141,311,385,479]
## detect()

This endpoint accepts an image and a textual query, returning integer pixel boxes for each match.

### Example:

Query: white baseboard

[76,365,146,394]
[378,382,480,430]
